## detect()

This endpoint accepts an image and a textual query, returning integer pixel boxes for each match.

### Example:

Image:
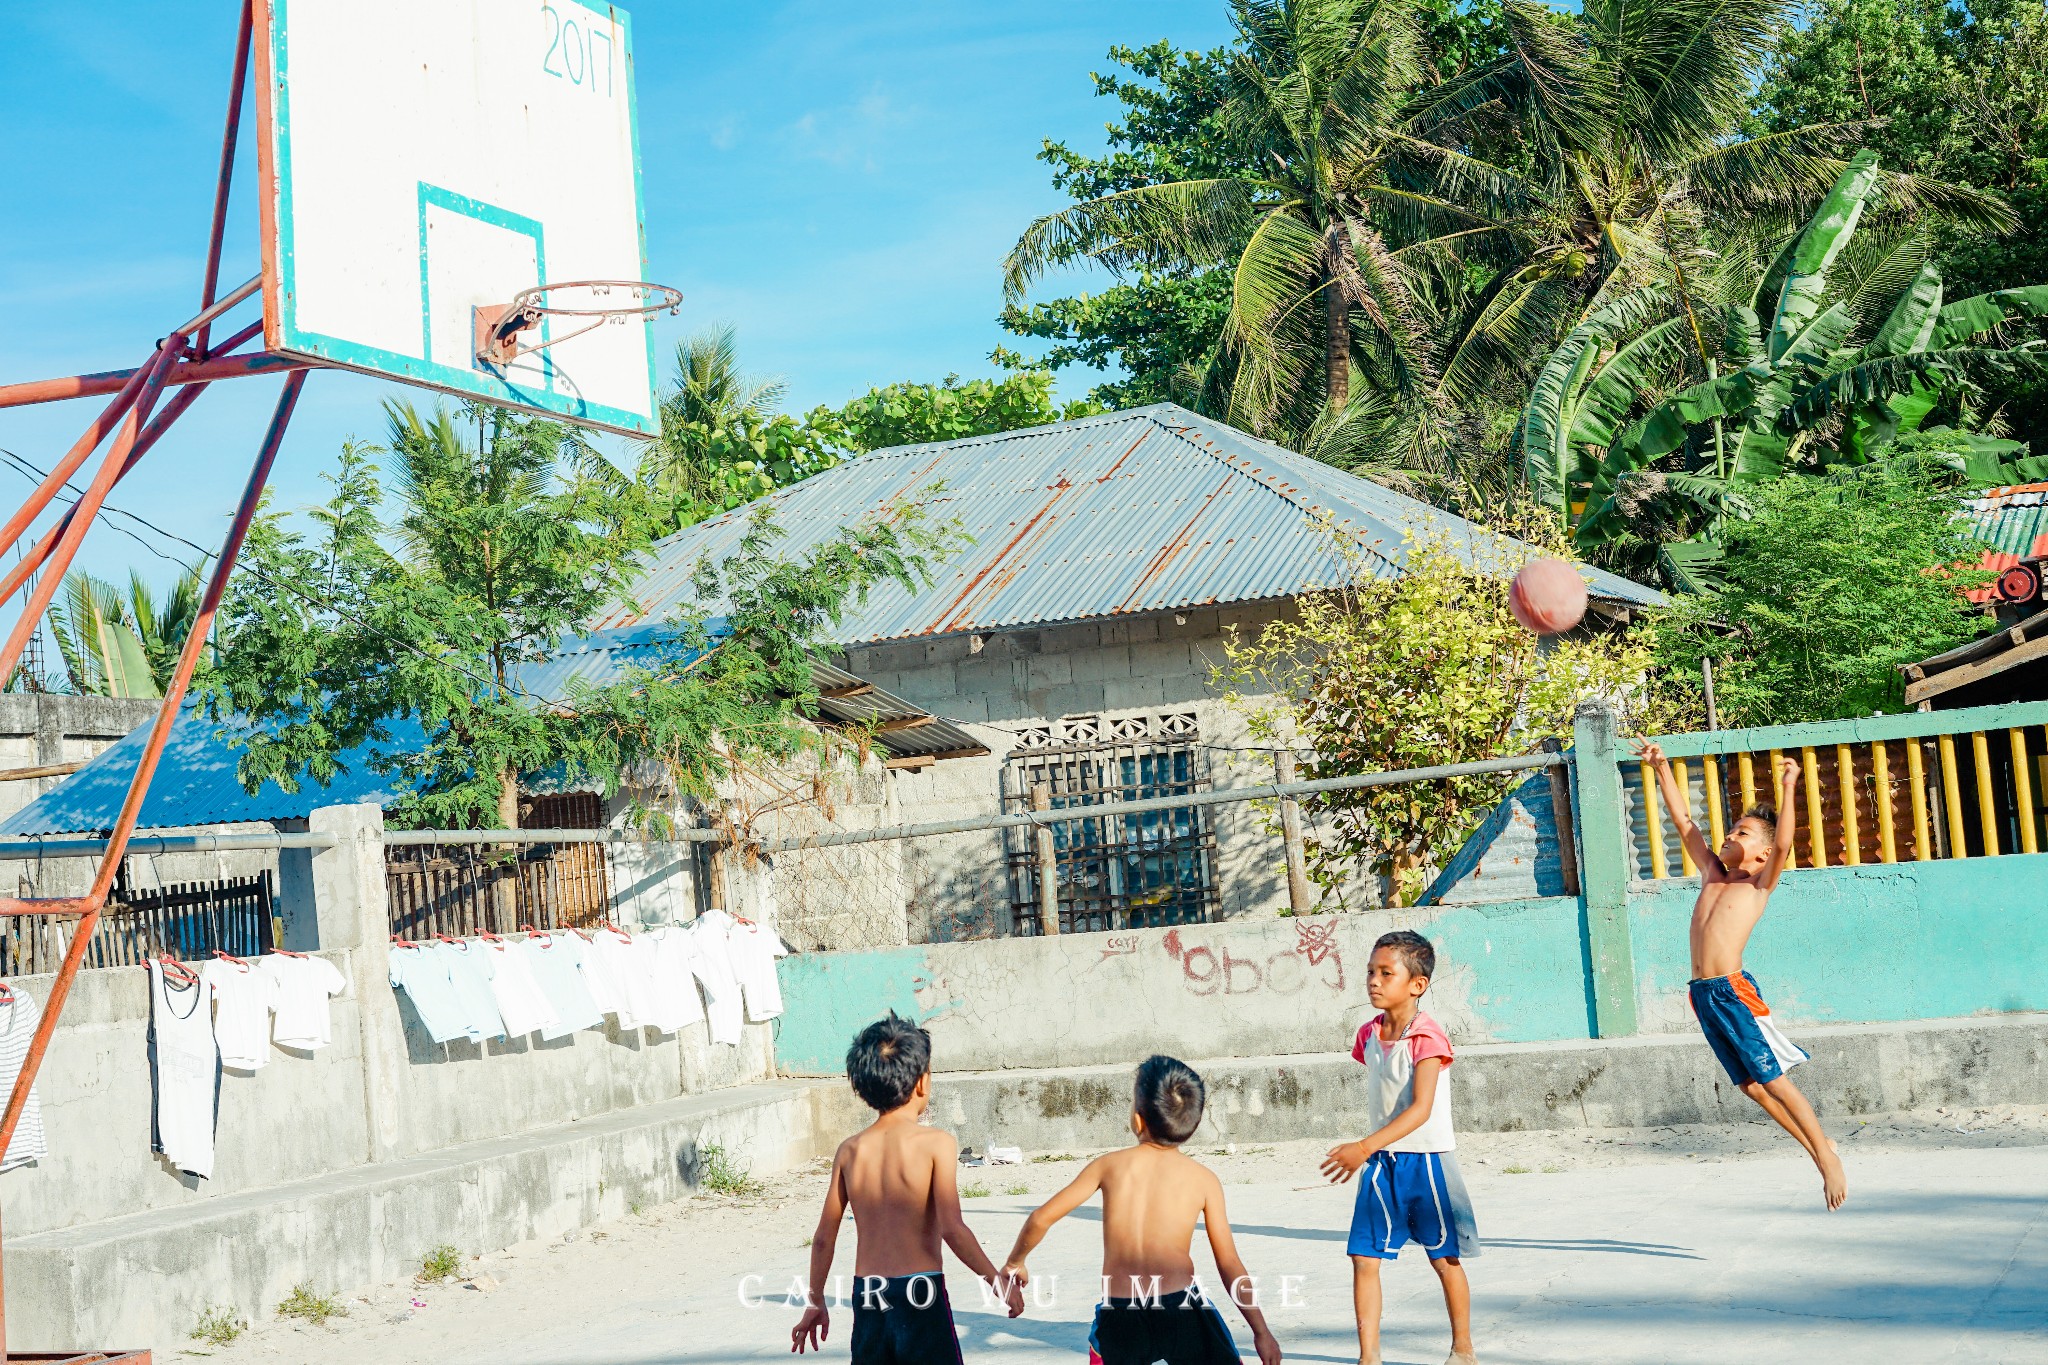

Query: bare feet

[1446,1354,1481,1365]
[1819,1139,1847,1210]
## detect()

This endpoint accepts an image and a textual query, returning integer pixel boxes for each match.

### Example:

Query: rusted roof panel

[599,404,1662,642]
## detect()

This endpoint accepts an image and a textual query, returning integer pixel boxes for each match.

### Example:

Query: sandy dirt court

[195,1104,2048,1365]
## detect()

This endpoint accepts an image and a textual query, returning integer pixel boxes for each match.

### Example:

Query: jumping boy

[1635,742,1848,1210]
[1319,930,1480,1365]
[792,1012,1022,1363]
[1001,1055,1282,1365]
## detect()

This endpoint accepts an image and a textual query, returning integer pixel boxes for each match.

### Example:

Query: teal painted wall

[1629,853,2048,1032]
[773,945,937,1075]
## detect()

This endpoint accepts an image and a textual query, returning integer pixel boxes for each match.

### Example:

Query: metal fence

[0,870,276,976]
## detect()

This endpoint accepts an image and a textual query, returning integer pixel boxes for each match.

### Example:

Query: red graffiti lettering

[1162,929,1185,961]
[1100,934,1141,960]
[1223,948,1262,994]
[1295,919,1338,966]
[1181,946,1218,994]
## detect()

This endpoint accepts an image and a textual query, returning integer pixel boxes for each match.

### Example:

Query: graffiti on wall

[1160,921,1345,997]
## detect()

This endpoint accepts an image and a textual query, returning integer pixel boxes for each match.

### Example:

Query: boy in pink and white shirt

[1318,930,1481,1365]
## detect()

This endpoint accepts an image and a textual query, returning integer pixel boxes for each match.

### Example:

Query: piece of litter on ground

[987,1145,1024,1165]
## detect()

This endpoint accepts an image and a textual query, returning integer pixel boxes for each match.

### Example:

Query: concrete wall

[773,849,2048,1076]
[3,804,776,1244]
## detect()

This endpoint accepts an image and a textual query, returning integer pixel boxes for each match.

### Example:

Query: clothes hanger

[390,934,422,950]
[156,955,201,987]
[518,922,554,947]
[0,979,15,1004]
[477,928,507,946]
[212,949,252,971]
[272,946,310,959]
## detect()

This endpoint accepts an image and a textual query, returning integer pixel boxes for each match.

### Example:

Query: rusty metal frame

[0,3,317,1356]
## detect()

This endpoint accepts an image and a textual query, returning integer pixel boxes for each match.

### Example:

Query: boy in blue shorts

[1636,743,1847,1210]
[1320,931,1479,1365]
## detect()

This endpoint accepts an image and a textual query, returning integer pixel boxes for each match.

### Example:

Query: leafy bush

[418,1244,463,1283]
[190,1304,244,1346]
[276,1283,348,1326]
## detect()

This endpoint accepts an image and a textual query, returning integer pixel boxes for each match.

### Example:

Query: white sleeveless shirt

[1351,1010,1457,1153]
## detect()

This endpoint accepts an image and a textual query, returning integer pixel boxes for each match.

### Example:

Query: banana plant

[1518,151,2048,580]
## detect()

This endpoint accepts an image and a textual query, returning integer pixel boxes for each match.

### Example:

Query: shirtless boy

[1002,1056,1282,1365]
[792,1013,1022,1363]
[1636,742,1848,1209]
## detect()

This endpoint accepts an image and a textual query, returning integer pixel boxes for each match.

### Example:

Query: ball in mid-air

[1510,557,1589,636]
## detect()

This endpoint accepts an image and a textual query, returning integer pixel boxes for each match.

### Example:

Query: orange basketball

[1510,557,1589,636]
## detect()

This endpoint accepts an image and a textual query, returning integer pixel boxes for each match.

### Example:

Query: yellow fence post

[1801,746,1827,867]
[1872,741,1897,863]
[1704,755,1726,852]
[1972,731,2001,856]
[2011,729,2039,855]
[1638,761,1668,880]
[1939,733,1969,857]
[1836,743,1861,866]
[1671,758,1697,875]
[1738,752,1757,814]
[1769,749,1791,866]
[1906,738,1930,861]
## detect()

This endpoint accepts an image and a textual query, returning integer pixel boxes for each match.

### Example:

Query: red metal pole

[0,338,183,686]
[0,373,306,1362]
[0,352,165,557]
[0,379,214,607]
[196,0,256,357]
[0,347,304,410]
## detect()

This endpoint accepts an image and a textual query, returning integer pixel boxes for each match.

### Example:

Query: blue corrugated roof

[0,709,427,836]
[596,404,1663,642]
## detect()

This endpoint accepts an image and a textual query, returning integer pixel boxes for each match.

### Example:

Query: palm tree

[1004,0,1522,444]
[48,564,204,697]
[637,326,788,501]
[1518,152,2048,585]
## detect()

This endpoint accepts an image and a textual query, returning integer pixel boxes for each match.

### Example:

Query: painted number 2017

[541,4,615,97]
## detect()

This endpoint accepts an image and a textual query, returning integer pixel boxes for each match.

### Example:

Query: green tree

[809,371,1105,454]
[47,564,203,697]
[200,402,947,829]
[1215,520,1675,906]
[1519,152,2048,583]
[1656,462,1994,724]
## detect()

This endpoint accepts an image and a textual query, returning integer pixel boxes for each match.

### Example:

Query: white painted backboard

[256,0,657,435]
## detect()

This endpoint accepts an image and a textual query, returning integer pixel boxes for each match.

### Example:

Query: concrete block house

[606,404,1663,944]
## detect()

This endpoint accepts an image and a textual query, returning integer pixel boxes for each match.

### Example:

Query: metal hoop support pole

[0,371,307,1362]
[196,0,255,357]
[0,347,167,553]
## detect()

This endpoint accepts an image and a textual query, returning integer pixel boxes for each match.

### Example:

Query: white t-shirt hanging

[0,986,49,1172]
[520,934,601,1041]
[483,939,559,1038]
[440,941,509,1041]
[389,943,479,1044]
[727,919,788,1022]
[586,930,651,1029]
[202,957,279,1070]
[689,910,745,1046]
[574,929,626,1021]
[262,953,348,1051]
[644,926,709,1034]
[148,961,220,1180]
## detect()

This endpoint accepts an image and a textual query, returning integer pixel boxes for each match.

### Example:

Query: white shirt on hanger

[519,933,601,1040]
[202,957,278,1070]
[439,941,509,1041]
[727,919,788,1022]
[389,943,479,1044]
[262,953,349,1051]
[587,929,651,1029]
[148,961,220,1180]
[573,929,626,1021]
[689,910,745,1046]
[483,939,559,1038]
[0,986,48,1172]
[645,925,709,1034]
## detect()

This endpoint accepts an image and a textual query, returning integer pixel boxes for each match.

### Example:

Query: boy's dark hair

[1133,1055,1206,1145]
[1738,803,1777,828]
[846,1011,931,1112]
[1373,929,1436,981]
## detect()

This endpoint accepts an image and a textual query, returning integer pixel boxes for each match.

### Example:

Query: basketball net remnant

[0,2,672,1356]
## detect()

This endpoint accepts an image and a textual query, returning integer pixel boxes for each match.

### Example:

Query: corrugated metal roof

[3,629,984,835]
[0,709,425,836]
[1963,482,2048,603]
[598,404,1663,642]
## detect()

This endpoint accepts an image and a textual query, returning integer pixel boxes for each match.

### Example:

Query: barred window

[1001,711,1217,935]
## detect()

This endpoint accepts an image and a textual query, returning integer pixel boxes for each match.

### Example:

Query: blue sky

[0,1,1233,591]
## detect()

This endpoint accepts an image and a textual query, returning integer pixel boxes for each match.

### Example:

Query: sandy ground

[192,1104,2048,1365]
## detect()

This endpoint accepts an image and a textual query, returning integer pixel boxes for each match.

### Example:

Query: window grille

[1001,711,1218,935]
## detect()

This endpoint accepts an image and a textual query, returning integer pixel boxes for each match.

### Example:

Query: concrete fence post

[1570,702,1639,1038]
[280,802,408,1160]
[1274,750,1312,913]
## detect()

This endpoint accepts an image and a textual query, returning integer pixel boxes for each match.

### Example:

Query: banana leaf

[1766,151,1880,362]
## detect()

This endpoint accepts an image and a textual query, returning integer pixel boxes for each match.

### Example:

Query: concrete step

[6,1078,864,1353]
[924,1012,2048,1153]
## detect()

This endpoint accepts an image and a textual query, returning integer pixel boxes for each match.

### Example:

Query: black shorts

[1089,1287,1243,1365]
[850,1272,963,1365]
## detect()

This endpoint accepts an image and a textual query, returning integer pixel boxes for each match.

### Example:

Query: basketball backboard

[254,0,660,436]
